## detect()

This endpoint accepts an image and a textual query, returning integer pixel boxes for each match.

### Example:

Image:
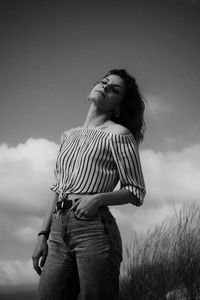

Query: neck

[83,104,112,129]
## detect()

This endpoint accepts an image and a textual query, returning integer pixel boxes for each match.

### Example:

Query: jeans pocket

[73,210,100,221]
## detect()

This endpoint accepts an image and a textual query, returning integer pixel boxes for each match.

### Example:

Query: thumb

[71,199,81,211]
[40,252,47,268]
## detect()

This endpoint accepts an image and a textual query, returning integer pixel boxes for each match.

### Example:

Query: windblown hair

[104,69,146,144]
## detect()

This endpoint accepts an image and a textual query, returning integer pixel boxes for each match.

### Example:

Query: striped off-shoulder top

[51,127,146,206]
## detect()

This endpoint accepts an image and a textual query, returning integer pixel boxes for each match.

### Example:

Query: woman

[32,69,146,300]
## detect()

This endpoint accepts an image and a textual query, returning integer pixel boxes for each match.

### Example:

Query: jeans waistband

[56,194,80,211]
[55,195,112,219]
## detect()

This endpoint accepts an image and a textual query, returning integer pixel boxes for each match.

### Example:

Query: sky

[0,0,200,297]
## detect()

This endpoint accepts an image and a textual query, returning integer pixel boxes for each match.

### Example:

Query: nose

[102,83,109,92]
[103,85,107,92]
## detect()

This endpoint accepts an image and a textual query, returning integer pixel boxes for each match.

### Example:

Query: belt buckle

[56,194,79,212]
[57,199,73,211]
[65,199,73,209]
[61,200,64,209]
[57,193,68,209]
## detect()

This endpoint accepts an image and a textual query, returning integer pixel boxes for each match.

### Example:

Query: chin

[89,94,103,103]
[87,95,92,102]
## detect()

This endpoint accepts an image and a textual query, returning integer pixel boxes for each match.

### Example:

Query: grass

[119,203,200,300]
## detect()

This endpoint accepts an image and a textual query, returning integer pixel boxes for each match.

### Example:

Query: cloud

[163,124,200,150]
[111,202,184,235]
[145,95,173,120]
[0,138,58,268]
[1,139,200,234]
[0,259,38,286]
[0,138,200,286]
[141,144,200,205]
[0,138,58,214]
[110,143,200,241]
[15,217,42,244]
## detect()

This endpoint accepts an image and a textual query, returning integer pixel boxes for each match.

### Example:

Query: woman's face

[88,74,126,114]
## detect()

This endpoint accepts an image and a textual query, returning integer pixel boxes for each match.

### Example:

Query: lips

[95,90,105,97]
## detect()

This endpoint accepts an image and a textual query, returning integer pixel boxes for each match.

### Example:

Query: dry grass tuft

[119,203,200,300]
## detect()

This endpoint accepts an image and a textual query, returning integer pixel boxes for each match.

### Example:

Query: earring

[114,109,120,118]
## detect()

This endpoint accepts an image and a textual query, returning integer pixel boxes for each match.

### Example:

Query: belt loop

[59,190,68,201]
[70,198,76,210]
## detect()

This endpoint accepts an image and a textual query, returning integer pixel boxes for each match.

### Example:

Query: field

[119,204,200,300]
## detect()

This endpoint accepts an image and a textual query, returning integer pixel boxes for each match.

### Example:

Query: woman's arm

[94,189,137,206]
[32,193,58,275]
[39,193,58,233]
[72,190,138,219]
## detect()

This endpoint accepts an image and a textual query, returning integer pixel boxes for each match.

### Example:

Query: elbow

[127,192,143,206]
[131,195,144,207]
[126,187,145,207]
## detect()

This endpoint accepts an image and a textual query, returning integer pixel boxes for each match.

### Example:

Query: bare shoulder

[108,124,131,135]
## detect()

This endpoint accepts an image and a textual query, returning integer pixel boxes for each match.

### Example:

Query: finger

[71,199,81,211]
[40,254,47,268]
[32,258,42,276]
[75,209,87,218]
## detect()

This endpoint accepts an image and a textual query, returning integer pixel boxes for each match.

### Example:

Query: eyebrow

[104,77,123,89]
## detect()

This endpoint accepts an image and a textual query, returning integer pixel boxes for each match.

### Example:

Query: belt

[56,194,80,211]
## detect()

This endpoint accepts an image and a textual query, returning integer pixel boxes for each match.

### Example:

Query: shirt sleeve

[110,133,146,206]
[50,131,68,194]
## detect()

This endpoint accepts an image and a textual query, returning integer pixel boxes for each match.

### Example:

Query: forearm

[40,193,58,233]
[33,194,58,275]
[95,189,137,207]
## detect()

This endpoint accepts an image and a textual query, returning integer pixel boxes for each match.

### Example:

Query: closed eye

[110,85,121,94]
[101,81,120,93]
[101,80,107,84]
[113,89,120,94]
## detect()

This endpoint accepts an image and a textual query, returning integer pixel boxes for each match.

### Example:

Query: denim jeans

[37,206,122,300]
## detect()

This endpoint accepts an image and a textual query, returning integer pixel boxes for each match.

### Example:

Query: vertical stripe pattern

[51,127,146,206]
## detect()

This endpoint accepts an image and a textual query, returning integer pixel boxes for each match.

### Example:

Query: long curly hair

[103,69,146,144]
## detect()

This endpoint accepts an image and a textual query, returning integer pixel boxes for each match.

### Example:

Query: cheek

[110,94,123,107]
